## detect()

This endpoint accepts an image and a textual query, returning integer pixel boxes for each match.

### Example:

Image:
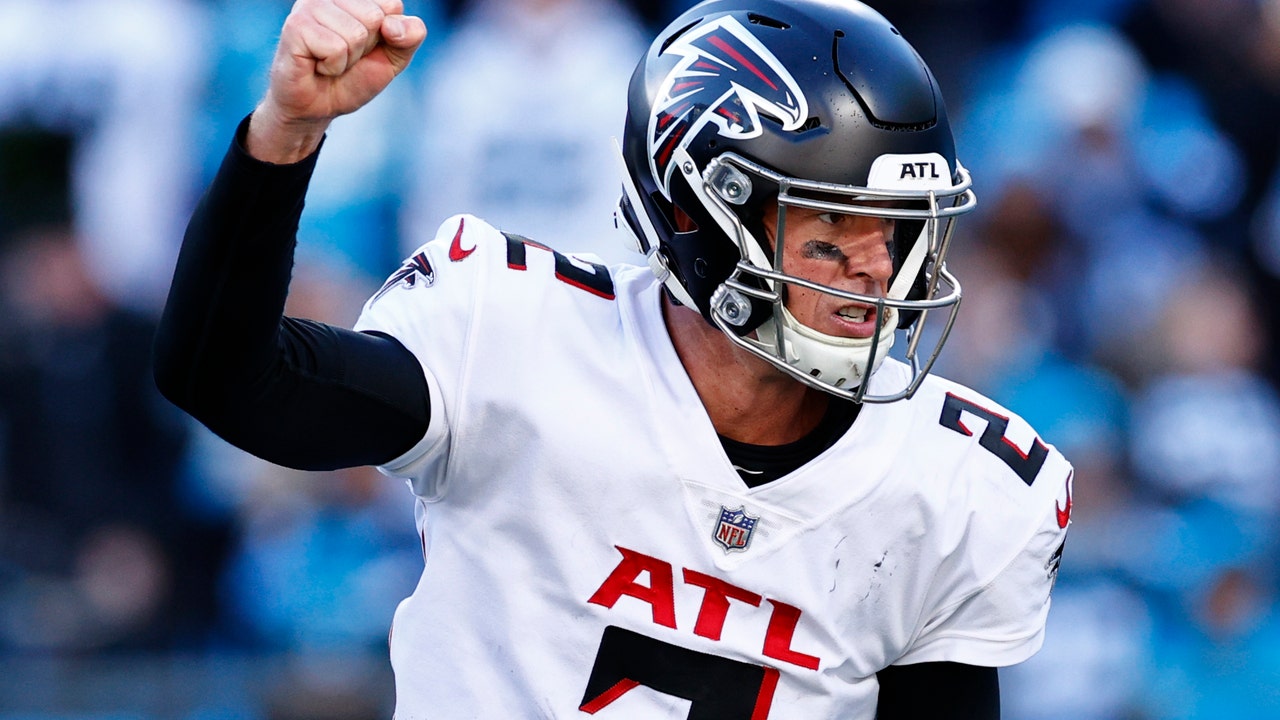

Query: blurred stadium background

[1,0,1279,717]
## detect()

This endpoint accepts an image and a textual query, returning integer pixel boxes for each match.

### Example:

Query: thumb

[380,14,427,70]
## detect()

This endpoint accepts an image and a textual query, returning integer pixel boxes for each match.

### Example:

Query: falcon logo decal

[648,15,808,195]
[370,250,435,304]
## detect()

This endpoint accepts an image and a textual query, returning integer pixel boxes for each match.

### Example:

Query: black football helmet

[616,0,976,402]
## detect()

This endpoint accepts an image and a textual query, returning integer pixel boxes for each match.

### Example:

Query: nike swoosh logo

[448,218,475,262]
[1056,472,1073,529]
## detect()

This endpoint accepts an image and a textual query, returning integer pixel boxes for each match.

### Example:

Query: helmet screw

[713,288,751,327]
[683,161,694,175]
[706,161,752,205]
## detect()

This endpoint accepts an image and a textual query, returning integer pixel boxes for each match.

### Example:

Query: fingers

[300,14,356,76]
[372,0,405,16]
[333,0,393,51]
[264,0,425,128]
[287,0,405,77]
[343,0,427,72]
[380,13,427,62]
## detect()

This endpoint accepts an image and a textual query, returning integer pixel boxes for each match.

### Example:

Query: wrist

[246,102,330,164]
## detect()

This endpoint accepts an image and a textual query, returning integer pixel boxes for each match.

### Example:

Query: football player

[154,0,1073,717]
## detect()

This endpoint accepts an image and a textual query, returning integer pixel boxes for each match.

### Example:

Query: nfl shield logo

[714,506,759,553]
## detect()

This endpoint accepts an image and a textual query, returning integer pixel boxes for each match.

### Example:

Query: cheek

[780,275,824,313]
[788,287,820,311]
[782,254,843,287]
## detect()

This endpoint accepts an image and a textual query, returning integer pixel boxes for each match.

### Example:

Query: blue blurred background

[1,0,1279,717]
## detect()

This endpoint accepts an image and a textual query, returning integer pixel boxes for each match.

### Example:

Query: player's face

[764,203,897,339]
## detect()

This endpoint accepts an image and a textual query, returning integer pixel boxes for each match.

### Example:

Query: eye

[816,212,896,232]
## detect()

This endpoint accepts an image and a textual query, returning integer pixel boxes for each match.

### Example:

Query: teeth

[838,307,869,323]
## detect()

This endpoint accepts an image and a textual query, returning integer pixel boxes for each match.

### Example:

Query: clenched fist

[247,0,427,163]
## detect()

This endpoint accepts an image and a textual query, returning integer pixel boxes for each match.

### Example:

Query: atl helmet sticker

[648,15,808,196]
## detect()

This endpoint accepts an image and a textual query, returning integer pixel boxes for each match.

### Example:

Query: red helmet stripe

[708,35,778,91]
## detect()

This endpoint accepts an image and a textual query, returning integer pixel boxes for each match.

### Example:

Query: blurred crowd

[0,0,1278,717]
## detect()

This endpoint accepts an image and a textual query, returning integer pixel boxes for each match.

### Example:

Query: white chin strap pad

[775,305,898,388]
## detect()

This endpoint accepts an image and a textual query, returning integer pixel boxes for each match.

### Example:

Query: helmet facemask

[676,149,976,402]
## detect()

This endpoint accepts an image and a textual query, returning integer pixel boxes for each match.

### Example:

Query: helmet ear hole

[646,190,679,238]
[672,206,699,233]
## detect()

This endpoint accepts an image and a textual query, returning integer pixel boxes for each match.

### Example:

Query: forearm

[154,114,315,409]
[153,115,429,470]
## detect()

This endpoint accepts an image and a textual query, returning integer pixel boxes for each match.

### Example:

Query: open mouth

[836,305,872,324]
[831,302,894,339]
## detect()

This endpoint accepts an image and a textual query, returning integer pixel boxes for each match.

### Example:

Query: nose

[841,218,895,284]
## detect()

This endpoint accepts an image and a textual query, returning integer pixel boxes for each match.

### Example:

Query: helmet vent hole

[761,115,821,133]
[834,30,846,38]
[747,13,790,30]
[660,19,701,54]
[810,368,823,378]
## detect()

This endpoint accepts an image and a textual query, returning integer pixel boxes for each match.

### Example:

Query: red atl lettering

[763,600,821,670]
[588,546,822,671]
[587,546,677,628]
[683,569,762,640]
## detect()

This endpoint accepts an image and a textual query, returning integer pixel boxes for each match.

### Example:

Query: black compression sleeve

[875,662,1000,720]
[153,115,430,470]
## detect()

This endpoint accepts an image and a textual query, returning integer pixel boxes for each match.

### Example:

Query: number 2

[939,393,1048,485]
[580,626,779,719]
[503,232,615,299]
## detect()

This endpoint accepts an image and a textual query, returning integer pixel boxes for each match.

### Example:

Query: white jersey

[354,215,1073,720]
